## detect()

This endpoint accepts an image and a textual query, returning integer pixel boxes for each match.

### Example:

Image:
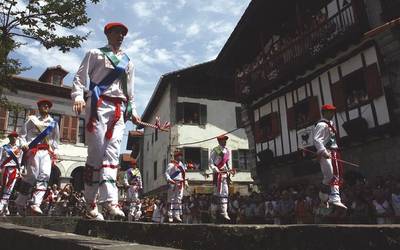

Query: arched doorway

[49,165,61,187]
[70,166,85,192]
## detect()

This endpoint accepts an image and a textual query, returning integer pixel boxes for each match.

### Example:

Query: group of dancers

[0,22,347,221]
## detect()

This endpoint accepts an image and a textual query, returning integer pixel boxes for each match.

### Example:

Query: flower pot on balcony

[342,117,369,139]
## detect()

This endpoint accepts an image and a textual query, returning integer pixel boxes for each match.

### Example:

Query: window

[78,118,85,143]
[176,102,207,125]
[344,69,368,109]
[287,96,320,130]
[0,107,7,134]
[183,147,209,170]
[7,109,27,133]
[236,106,243,128]
[331,64,383,112]
[60,115,77,143]
[232,149,250,170]
[254,111,281,143]
[52,74,62,85]
[153,161,157,180]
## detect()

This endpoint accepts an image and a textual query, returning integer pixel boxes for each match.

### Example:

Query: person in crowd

[391,183,400,223]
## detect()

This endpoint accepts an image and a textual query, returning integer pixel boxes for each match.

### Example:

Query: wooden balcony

[236,2,369,100]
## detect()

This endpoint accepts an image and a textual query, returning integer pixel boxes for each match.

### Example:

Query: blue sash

[28,121,57,149]
[169,164,185,179]
[3,145,19,168]
[170,170,181,179]
[89,48,130,121]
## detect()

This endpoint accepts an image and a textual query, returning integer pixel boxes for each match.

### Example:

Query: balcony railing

[236,2,368,100]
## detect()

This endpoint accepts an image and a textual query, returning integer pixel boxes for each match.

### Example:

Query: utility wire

[170,127,243,147]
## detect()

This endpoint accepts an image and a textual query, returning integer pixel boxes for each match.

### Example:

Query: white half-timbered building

[213,0,400,187]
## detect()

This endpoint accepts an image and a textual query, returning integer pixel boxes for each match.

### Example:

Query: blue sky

[13,0,250,151]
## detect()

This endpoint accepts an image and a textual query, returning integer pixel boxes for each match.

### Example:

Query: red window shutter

[309,96,321,123]
[287,107,296,130]
[269,112,281,139]
[331,80,346,112]
[62,115,70,142]
[365,63,383,99]
[70,117,78,143]
[254,120,263,143]
[0,107,7,133]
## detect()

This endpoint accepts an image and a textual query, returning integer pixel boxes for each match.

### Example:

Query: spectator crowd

[2,173,400,225]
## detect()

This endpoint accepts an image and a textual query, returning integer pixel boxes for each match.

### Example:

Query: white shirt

[20,115,60,154]
[165,160,186,182]
[209,145,230,173]
[71,45,138,117]
[124,168,143,189]
[313,118,338,154]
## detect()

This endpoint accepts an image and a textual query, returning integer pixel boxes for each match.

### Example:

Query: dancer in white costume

[15,99,60,215]
[72,22,141,219]
[165,150,188,223]
[0,131,23,215]
[313,104,347,210]
[123,159,143,221]
[209,135,235,221]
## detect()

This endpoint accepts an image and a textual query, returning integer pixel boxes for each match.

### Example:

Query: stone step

[0,222,178,250]
[2,216,400,250]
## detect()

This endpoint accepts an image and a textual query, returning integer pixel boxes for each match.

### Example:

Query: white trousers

[214,173,229,215]
[319,150,343,203]
[84,97,125,205]
[15,150,52,207]
[0,167,18,212]
[167,183,184,217]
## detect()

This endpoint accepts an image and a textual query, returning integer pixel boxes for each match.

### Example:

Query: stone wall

[2,217,400,250]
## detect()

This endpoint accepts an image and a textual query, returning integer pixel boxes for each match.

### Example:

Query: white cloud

[177,0,186,9]
[124,38,150,54]
[132,2,153,18]
[16,40,82,75]
[197,0,249,16]
[154,48,173,64]
[186,23,200,37]
[131,0,168,18]
[159,16,178,32]
[208,21,235,34]
[205,36,228,60]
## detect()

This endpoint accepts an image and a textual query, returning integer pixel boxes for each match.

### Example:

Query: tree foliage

[0,0,100,95]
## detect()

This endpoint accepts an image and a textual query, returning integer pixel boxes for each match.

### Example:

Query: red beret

[321,104,336,111]
[174,150,183,157]
[217,135,229,141]
[104,22,128,35]
[8,131,18,138]
[37,99,53,108]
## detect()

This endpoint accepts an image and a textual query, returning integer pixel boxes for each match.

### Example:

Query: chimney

[39,65,69,86]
